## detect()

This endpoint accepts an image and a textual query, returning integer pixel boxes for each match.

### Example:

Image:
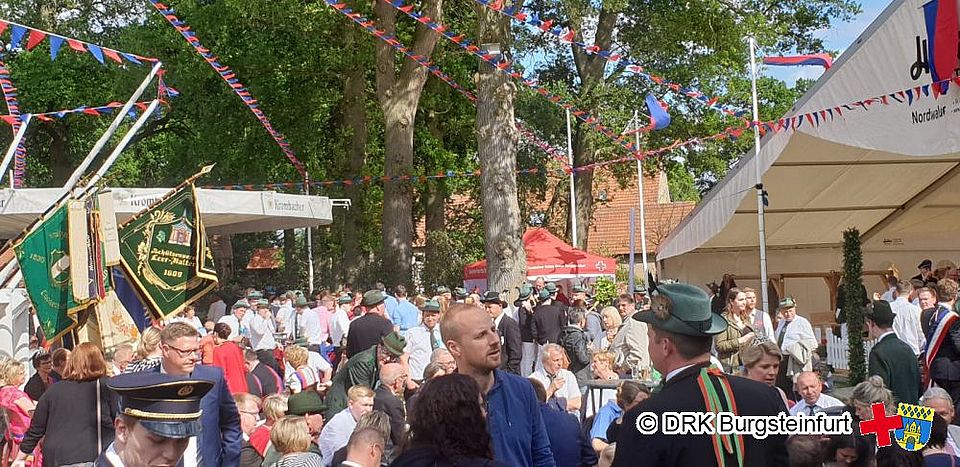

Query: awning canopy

[656,0,960,316]
[0,188,334,238]
[464,228,617,281]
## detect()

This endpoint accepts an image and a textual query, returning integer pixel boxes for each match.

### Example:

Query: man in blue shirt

[388,285,420,336]
[529,378,597,467]
[441,303,555,467]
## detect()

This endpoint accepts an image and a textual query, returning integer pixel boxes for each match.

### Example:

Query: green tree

[843,227,866,384]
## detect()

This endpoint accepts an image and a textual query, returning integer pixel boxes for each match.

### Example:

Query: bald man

[374,362,407,448]
[788,371,843,416]
[441,304,555,467]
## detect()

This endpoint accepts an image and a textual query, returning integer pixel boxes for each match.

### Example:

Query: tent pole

[566,109,577,248]
[749,37,770,314]
[82,99,161,193]
[305,172,315,295]
[628,208,636,293]
[0,114,31,186]
[634,110,649,282]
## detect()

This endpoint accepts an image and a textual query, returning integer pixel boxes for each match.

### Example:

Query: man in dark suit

[244,349,282,397]
[346,290,395,358]
[326,331,406,420]
[613,283,788,467]
[532,283,566,346]
[374,362,408,450]
[481,291,522,374]
[153,322,242,467]
[925,279,960,403]
[866,300,921,405]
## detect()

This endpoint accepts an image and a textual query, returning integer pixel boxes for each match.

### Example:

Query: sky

[764,0,888,85]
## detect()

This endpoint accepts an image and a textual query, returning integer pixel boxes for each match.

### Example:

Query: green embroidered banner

[14,205,83,341]
[118,185,217,319]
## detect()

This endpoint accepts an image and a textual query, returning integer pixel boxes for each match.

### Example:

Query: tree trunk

[566,5,619,250]
[475,3,526,297]
[340,26,368,285]
[423,111,446,265]
[210,234,234,282]
[373,0,443,289]
[49,125,71,186]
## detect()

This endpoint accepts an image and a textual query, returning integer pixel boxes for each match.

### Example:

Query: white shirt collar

[664,363,697,383]
[493,311,505,328]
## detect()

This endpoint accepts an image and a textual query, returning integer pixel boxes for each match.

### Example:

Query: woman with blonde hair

[15,342,118,466]
[848,375,894,422]
[1,360,39,465]
[124,326,162,373]
[594,307,622,351]
[270,415,324,466]
[741,342,793,409]
[284,346,318,394]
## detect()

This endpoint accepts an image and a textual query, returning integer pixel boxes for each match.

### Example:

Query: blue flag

[646,94,671,130]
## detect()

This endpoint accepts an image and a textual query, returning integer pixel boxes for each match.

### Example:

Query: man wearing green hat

[612,283,787,466]
[345,290,395,358]
[515,283,538,376]
[406,299,444,380]
[865,299,921,405]
[330,294,354,353]
[324,331,406,420]
[249,299,280,372]
[772,297,817,395]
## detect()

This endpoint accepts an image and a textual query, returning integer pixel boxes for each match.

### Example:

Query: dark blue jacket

[152,364,241,466]
[486,369,555,467]
[539,404,598,467]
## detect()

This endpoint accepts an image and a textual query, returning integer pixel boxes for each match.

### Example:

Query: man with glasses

[148,322,241,467]
[234,392,262,440]
[324,331,406,420]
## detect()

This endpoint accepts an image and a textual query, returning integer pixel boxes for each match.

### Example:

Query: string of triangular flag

[0,100,162,125]
[0,60,26,187]
[471,0,749,119]
[323,0,573,169]
[0,19,158,66]
[366,0,647,157]
[202,167,549,190]
[147,0,306,177]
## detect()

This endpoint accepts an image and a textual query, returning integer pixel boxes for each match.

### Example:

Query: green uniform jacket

[324,345,379,420]
[868,332,921,405]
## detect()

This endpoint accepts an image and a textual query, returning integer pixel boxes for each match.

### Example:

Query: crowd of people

[0,257,957,466]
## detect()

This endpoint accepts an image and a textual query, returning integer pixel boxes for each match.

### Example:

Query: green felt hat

[286,390,326,416]
[572,285,587,294]
[246,290,263,299]
[436,286,451,295]
[517,283,534,300]
[380,331,406,357]
[362,290,387,307]
[294,296,310,308]
[453,287,468,299]
[538,289,551,300]
[421,299,441,313]
[777,297,797,311]
[256,298,270,308]
[479,290,506,306]
[633,283,727,336]
[232,300,249,310]
[865,300,896,325]
[544,282,559,294]
[337,294,353,305]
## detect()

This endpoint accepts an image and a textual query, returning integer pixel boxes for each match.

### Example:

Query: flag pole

[634,109,649,282]
[749,37,770,314]
[305,172,315,295]
[0,115,31,186]
[62,61,163,193]
[81,99,161,193]
[566,109,578,248]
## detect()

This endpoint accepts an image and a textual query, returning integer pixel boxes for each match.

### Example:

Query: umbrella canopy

[464,228,617,281]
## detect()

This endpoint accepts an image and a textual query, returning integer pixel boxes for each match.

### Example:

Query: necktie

[807,405,816,415]
[294,313,300,340]
[777,321,790,348]
[430,328,440,350]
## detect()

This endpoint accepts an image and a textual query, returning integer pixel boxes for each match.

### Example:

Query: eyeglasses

[164,344,200,358]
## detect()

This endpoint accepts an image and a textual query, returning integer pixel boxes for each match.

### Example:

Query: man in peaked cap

[866,299,922,406]
[612,283,787,467]
[218,300,252,342]
[453,287,469,303]
[324,331,406,420]
[481,291,522,375]
[96,373,215,467]
[515,283,539,376]
[406,299,444,381]
[345,290,395,358]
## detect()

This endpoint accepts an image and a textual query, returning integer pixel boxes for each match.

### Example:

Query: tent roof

[658,0,960,260]
[464,228,617,280]
[0,187,333,238]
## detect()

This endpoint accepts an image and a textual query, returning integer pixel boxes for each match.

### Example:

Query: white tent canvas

[0,187,334,238]
[657,0,960,320]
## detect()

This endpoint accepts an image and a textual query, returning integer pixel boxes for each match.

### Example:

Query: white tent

[657,0,960,322]
[0,187,334,238]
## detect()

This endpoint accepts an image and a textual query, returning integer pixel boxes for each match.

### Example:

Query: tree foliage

[843,227,866,384]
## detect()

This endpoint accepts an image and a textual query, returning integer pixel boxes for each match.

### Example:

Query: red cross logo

[857,403,903,447]
[595,261,607,272]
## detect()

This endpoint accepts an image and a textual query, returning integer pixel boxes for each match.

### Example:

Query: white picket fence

[817,325,876,370]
